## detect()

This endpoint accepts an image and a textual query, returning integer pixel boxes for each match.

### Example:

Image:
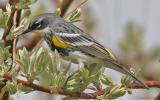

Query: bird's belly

[62,51,104,65]
[63,51,89,63]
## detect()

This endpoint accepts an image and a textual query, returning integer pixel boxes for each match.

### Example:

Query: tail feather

[104,58,148,89]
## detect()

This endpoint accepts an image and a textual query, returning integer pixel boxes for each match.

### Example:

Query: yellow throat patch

[52,35,69,48]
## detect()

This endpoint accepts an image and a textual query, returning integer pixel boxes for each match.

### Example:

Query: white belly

[62,51,104,65]
[63,51,89,63]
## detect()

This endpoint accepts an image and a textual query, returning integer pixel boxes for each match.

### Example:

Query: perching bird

[23,13,147,88]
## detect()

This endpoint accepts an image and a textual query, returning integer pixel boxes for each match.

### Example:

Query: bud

[55,8,61,16]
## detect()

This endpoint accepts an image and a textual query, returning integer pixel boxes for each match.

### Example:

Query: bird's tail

[104,58,148,89]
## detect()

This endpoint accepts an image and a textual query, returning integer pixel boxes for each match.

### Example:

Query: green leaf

[121,68,135,86]
[0,9,9,28]
[11,68,18,83]
[9,25,25,39]
[18,0,38,9]
[21,9,31,19]
[63,62,71,75]
[2,81,23,94]
[87,63,102,78]
[101,74,114,85]
[66,73,87,92]
[48,50,60,74]
[68,8,81,22]
[49,73,67,88]
[30,48,51,79]
[107,86,126,99]
[9,15,30,39]
[19,48,51,79]
[0,41,12,71]
[79,68,89,80]
[121,75,133,86]
[6,4,11,14]
[37,50,49,72]
[18,48,30,75]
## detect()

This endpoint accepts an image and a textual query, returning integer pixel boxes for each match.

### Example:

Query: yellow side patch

[52,35,69,48]
[105,49,116,60]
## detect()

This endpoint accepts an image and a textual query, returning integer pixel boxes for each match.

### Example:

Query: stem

[2,0,19,40]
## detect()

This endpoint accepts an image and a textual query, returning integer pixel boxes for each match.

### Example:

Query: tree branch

[3,73,96,99]
[1,73,160,99]
[128,81,160,89]
[16,34,42,52]
[59,0,74,17]
[2,0,18,41]
[1,0,20,99]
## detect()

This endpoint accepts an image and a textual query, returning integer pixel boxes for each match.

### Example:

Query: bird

[23,13,148,88]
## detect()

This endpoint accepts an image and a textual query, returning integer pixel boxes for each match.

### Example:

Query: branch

[59,0,74,17]
[16,34,42,52]
[1,0,20,99]
[2,0,21,54]
[64,0,88,19]
[128,81,160,89]
[3,73,97,99]
[1,72,160,99]
[2,0,18,41]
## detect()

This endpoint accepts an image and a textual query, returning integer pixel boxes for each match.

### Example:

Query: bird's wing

[49,22,147,88]
[51,22,115,60]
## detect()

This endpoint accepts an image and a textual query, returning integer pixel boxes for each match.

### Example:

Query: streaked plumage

[25,13,147,88]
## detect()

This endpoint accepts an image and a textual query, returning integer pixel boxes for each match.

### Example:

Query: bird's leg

[63,61,86,89]
[78,59,85,69]
[63,71,77,89]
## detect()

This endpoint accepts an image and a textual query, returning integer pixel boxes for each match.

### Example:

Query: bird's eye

[29,18,48,30]
[33,22,41,28]
[30,20,44,30]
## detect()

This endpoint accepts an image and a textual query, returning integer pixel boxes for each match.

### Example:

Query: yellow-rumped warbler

[23,13,147,88]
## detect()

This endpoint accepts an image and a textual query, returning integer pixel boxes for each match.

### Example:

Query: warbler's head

[23,13,61,34]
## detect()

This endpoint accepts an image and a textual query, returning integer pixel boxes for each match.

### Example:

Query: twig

[30,39,43,54]
[2,0,18,41]
[12,39,17,62]
[7,38,17,71]
[16,34,42,52]
[2,8,16,41]
[64,0,88,19]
